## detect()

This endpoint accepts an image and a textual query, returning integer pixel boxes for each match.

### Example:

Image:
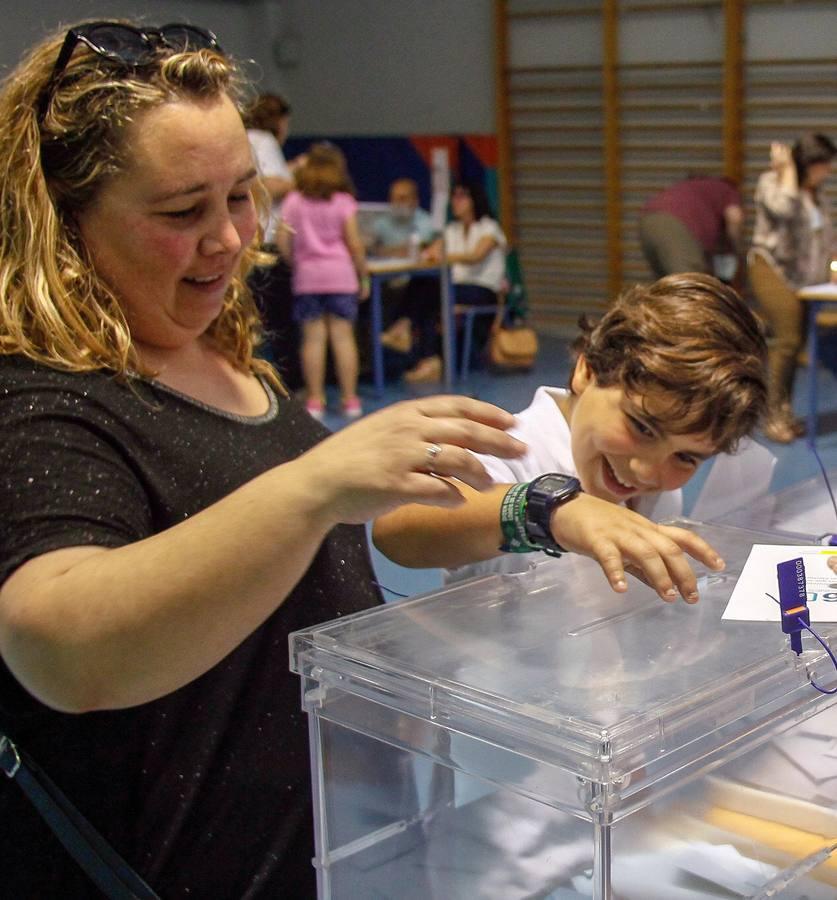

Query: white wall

[0,0,497,136]
[0,1,256,76]
[2,1,832,139]
[266,0,496,135]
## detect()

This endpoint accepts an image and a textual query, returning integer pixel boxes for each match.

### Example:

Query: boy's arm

[373,482,507,568]
[373,483,725,604]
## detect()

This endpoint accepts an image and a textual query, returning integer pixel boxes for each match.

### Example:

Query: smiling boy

[373,274,768,603]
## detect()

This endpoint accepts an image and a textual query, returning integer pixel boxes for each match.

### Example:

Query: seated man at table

[369,179,440,359]
[371,178,437,259]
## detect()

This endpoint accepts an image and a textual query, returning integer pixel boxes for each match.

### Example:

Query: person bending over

[639,174,743,279]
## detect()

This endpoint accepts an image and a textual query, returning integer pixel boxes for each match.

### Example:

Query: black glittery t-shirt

[0,354,382,899]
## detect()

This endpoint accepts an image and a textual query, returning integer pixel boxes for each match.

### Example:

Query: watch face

[525,473,580,553]
[537,474,576,493]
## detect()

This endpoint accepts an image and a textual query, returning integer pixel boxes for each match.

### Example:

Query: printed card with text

[723,545,837,622]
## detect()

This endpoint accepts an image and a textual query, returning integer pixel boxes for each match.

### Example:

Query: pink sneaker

[305,398,326,421]
[341,396,363,419]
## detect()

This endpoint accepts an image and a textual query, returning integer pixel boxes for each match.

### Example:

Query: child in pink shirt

[278,144,369,419]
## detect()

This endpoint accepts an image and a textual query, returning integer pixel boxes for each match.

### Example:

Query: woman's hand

[770,141,793,173]
[294,396,526,526]
[0,397,520,711]
[550,493,724,603]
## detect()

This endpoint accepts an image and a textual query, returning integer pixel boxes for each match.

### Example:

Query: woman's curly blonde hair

[0,22,280,387]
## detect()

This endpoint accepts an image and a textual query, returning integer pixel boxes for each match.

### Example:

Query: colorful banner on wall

[284,134,498,214]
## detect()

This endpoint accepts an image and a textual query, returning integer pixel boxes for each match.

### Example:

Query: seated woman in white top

[398,180,508,383]
[441,180,508,300]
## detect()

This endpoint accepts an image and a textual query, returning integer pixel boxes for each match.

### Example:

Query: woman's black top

[0,354,382,898]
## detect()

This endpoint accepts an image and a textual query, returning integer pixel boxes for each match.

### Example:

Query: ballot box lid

[291,521,837,789]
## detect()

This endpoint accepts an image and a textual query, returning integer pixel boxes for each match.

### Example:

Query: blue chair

[457,248,531,380]
[457,302,501,381]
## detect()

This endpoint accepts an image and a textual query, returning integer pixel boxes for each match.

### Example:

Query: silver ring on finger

[424,442,443,472]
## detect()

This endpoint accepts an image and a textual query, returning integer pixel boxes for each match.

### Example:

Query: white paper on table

[722,544,837,621]
[368,256,415,269]
[798,281,837,298]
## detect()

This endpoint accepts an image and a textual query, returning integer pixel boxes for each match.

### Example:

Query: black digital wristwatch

[523,473,582,556]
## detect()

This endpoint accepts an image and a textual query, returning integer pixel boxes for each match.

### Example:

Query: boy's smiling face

[567,357,718,504]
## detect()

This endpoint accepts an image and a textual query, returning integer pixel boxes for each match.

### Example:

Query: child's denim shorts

[293,292,358,323]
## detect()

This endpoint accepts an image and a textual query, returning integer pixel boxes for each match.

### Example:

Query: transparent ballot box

[290,522,837,899]
[713,468,837,541]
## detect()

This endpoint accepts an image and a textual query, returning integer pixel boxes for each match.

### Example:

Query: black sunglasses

[38,22,222,121]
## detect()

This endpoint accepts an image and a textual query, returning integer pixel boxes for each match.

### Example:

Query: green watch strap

[499,482,541,553]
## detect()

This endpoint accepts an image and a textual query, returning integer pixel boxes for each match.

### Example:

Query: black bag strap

[1,732,160,900]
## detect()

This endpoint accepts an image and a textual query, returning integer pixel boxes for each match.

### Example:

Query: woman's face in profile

[76,93,258,353]
[450,186,474,222]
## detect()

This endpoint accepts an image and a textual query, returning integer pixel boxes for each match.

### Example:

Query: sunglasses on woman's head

[38,22,222,121]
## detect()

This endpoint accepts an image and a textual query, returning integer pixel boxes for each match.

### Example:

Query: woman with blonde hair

[0,20,523,897]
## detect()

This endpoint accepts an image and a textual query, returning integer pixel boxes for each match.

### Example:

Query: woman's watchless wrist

[274,453,342,537]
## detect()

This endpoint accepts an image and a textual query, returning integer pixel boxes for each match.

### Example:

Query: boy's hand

[550,494,724,604]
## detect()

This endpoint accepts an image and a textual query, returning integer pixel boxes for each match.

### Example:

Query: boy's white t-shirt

[447,385,682,582]
[473,385,682,520]
[472,386,576,484]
